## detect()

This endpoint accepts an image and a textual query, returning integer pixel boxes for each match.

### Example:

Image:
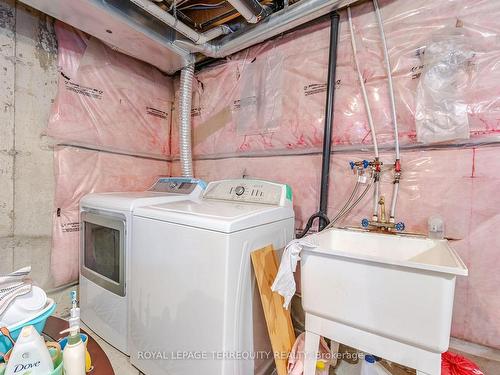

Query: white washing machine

[79,177,206,355]
[130,179,295,375]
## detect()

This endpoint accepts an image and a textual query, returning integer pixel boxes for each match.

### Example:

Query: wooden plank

[251,245,296,375]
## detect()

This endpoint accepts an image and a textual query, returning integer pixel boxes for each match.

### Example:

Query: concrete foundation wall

[0,0,57,288]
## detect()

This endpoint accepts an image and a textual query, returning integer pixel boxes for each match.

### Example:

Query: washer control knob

[235,186,245,196]
[169,182,178,189]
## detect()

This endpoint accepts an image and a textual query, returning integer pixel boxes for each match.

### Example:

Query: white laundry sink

[300,228,468,375]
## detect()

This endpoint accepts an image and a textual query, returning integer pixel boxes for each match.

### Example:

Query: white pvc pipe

[389,180,399,221]
[373,0,399,161]
[372,179,380,219]
[374,0,401,222]
[349,6,380,220]
[348,7,379,158]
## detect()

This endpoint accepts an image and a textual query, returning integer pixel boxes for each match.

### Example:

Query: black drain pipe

[297,12,340,238]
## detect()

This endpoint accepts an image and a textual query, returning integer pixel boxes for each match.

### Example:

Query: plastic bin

[0,299,56,355]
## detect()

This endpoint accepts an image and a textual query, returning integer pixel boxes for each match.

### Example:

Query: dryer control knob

[235,186,245,196]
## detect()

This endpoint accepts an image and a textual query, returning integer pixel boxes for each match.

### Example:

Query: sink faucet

[378,196,386,224]
[361,195,405,232]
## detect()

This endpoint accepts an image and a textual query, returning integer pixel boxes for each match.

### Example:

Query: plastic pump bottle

[60,325,86,375]
[5,325,54,375]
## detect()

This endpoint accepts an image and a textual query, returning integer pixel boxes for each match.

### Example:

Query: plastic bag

[287,332,332,375]
[442,352,484,375]
[416,30,473,144]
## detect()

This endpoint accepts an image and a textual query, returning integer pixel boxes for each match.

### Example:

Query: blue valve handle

[350,160,370,170]
[395,222,405,231]
[361,218,370,228]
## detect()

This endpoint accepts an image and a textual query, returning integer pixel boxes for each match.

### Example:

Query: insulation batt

[172,0,500,156]
[51,146,169,286]
[46,22,173,158]
[170,0,500,350]
[172,147,500,350]
[46,0,500,351]
[47,23,173,286]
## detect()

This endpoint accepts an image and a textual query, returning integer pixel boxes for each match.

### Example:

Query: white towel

[271,239,316,309]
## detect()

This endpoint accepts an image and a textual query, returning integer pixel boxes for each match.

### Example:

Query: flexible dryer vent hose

[178,64,195,178]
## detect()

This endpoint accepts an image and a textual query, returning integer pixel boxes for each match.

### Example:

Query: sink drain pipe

[297,12,340,238]
[178,64,195,177]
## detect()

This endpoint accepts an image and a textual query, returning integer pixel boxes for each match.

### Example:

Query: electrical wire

[179,1,226,10]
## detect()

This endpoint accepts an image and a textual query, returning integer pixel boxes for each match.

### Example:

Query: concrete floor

[81,323,141,375]
[450,337,500,375]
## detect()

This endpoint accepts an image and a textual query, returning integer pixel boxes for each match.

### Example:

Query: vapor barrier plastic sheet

[172,0,500,157]
[415,30,473,143]
[45,22,173,157]
[172,145,500,349]
[51,146,169,286]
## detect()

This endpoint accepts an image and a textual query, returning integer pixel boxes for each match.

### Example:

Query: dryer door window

[81,211,125,296]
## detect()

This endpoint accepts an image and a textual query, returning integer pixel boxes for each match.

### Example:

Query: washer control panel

[203,179,292,206]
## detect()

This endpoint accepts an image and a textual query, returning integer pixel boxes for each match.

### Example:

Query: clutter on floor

[0,269,98,375]
[2,0,499,373]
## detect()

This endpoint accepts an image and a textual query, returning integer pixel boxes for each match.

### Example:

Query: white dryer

[130,179,295,375]
[79,177,206,355]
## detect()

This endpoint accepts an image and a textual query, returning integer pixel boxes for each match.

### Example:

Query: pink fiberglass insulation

[46,22,173,157]
[172,149,472,240]
[172,0,500,157]
[171,145,500,349]
[51,146,169,286]
[168,0,500,349]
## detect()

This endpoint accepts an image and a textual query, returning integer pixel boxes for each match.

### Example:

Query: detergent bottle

[60,325,86,375]
[5,325,54,375]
